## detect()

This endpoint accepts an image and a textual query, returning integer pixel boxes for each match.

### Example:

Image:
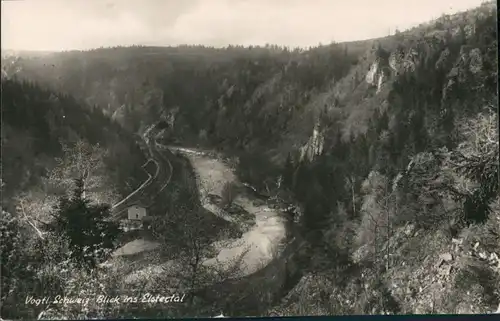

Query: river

[112,142,301,316]
[169,146,288,277]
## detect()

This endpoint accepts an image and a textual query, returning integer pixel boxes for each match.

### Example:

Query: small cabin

[127,204,147,221]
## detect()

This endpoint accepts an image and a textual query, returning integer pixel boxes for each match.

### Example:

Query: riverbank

[173,147,288,277]
[106,144,301,317]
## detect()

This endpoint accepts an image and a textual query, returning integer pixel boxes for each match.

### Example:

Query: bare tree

[48,140,119,204]
[356,171,392,266]
[13,190,58,240]
[151,179,245,305]
[220,181,238,209]
[345,175,357,216]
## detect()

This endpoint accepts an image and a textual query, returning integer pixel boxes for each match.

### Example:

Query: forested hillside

[2,80,147,204]
[2,1,498,316]
[1,80,150,318]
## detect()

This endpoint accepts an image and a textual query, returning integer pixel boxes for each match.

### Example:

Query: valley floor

[174,147,288,277]
[108,145,288,295]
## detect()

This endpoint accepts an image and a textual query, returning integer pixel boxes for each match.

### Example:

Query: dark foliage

[1,79,147,203]
[45,178,120,270]
[1,2,497,316]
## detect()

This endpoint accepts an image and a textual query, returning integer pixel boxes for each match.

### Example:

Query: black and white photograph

[1,0,498,319]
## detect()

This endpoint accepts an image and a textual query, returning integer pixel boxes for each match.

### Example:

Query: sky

[1,0,489,51]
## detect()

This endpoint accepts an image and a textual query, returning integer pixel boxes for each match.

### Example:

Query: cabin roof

[128,203,147,209]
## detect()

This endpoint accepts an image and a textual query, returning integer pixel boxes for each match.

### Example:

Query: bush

[452,258,500,313]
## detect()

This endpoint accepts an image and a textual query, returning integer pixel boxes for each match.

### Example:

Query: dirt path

[173,147,287,276]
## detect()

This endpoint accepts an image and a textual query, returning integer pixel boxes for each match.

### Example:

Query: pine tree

[48,178,120,270]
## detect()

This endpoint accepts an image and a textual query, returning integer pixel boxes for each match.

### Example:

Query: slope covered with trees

[1,79,149,318]
[1,79,147,203]
[2,1,498,316]
[1,79,243,319]
[269,3,499,315]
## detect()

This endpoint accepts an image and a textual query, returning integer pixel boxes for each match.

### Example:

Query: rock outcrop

[299,121,325,162]
[365,60,379,85]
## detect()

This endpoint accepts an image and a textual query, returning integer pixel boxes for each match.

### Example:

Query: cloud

[162,0,487,47]
[1,0,487,51]
[1,0,199,50]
